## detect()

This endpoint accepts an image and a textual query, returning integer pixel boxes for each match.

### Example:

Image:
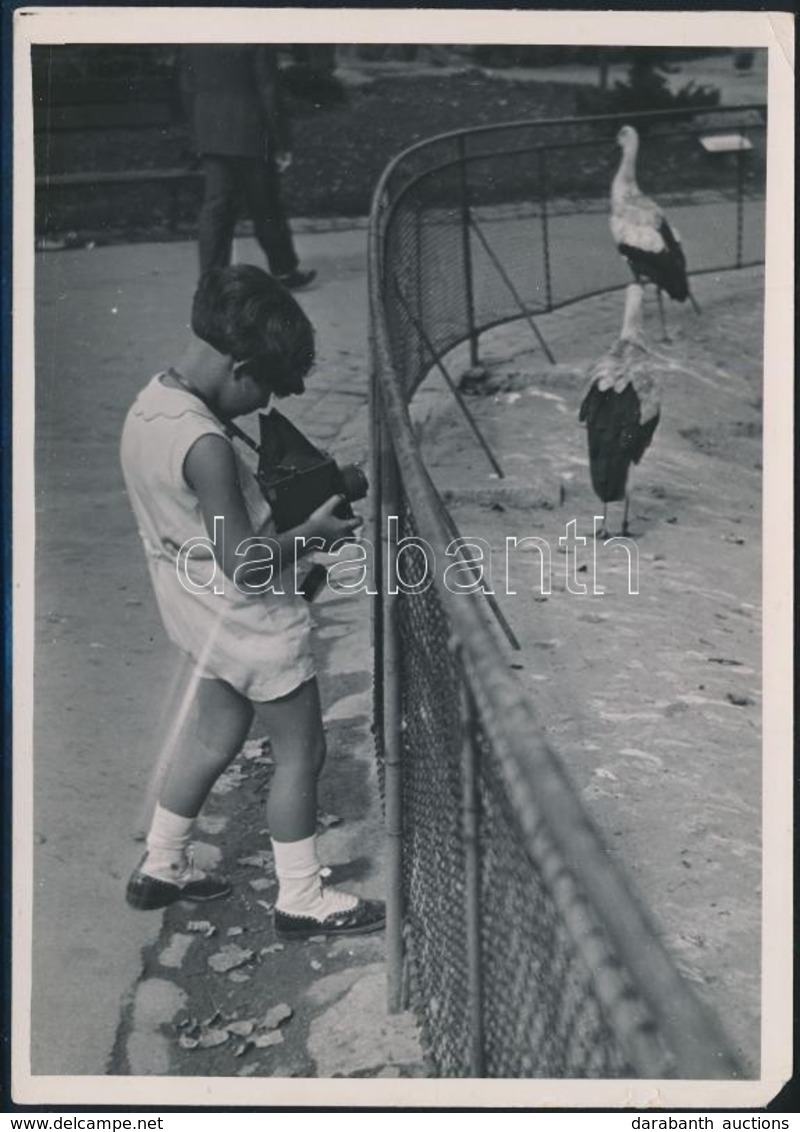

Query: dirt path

[419,268,763,1070]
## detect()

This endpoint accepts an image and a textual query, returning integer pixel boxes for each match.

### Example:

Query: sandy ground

[416,269,764,1071]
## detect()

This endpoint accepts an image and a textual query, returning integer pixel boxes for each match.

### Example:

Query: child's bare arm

[185,434,360,586]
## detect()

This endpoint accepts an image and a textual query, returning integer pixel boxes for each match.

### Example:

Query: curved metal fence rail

[368,105,762,1079]
[380,103,765,391]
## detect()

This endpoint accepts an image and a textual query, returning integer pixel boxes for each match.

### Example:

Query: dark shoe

[276,268,317,291]
[126,856,232,911]
[274,898,385,941]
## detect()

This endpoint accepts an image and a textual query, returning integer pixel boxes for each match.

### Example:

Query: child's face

[221,358,283,416]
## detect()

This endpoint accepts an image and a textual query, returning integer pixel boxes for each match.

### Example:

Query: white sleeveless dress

[120,374,314,701]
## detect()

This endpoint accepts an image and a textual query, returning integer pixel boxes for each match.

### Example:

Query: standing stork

[579,283,660,537]
[610,124,701,341]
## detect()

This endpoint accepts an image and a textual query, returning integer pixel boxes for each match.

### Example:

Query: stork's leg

[657,289,671,343]
[622,493,631,536]
[688,288,702,316]
[596,503,609,540]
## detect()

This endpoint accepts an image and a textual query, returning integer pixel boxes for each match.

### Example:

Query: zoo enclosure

[369,105,765,1077]
[378,102,765,383]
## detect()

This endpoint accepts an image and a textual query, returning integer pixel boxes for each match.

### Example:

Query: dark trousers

[198,154,299,277]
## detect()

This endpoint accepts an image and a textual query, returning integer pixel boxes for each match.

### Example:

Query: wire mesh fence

[369,105,761,1078]
[381,104,766,392]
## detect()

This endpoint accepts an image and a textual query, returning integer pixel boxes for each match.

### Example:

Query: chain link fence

[369,105,763,1078]
[380,104,765,387]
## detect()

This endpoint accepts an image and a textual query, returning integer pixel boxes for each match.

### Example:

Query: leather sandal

[126,855,232,910]
[274,898,385,940]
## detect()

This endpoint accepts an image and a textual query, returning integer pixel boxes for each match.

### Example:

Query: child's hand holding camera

[306,494,363,550]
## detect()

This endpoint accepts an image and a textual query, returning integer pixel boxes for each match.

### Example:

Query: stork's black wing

[654,220,689,300]
[580,383,657,503]
[617,218,688,302]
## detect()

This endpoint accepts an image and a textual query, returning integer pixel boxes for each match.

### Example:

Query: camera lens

[339,464,369,504]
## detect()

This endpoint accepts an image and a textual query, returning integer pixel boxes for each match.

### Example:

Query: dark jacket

[181,44,291,158]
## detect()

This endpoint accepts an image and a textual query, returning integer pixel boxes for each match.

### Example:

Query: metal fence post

[457,135,480,367]
[539,148,553,312]
[414,200,426,381]
[736,145,745,270]
[456,647,485,1076]
[368,359,384,749]
[382,422,405,1014]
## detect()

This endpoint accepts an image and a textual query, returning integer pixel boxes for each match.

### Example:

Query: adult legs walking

[198,154,302,280]
[243,155,299,279]
[198,156,244,274]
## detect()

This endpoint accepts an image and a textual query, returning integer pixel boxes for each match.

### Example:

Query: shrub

[575,59,720,121]
[281,64,347,107]
[734,51,755,71]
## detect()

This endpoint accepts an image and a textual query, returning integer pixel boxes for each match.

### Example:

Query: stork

[610,124,701,342]
[579,283,660,538]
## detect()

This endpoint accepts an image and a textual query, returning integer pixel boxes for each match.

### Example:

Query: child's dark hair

[191,266,315,397]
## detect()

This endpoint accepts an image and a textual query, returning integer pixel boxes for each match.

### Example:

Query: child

[120,265,384,940]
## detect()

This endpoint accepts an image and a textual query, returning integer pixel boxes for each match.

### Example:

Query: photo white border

[12,6,795,1110]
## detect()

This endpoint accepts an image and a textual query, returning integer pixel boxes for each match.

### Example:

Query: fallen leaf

[199,1028,230,1049]
[318,813,342,829]
[208,945,254,973]
[211,767,248,795]
[227,1020,255,1037]
[263,1003,293,1030]
[241,737,271,760]
[253,1031,284,1049]
[260,943,284,956]
[178,1034,200,1050]
[310,959,323,971]
[227,926,245,937]
[248,878,273,893]
[228,971,251,984]
[234,1042,252,1058]
[186,920,216,937]
[237,852,272,868]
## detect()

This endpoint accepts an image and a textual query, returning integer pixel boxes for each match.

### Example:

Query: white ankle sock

[272,835,357,919]
[143,804,194,877]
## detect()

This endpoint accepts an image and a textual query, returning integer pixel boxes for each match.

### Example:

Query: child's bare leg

[160,677,254,818]
[258,677,326,842]
[127,677,253,910]
[261,678,385,939]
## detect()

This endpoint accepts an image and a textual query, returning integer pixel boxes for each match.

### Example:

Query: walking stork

[579,283,660,538]
[610,124,701,341]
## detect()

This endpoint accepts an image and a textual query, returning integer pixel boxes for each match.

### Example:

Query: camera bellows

[256,409,368,532]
